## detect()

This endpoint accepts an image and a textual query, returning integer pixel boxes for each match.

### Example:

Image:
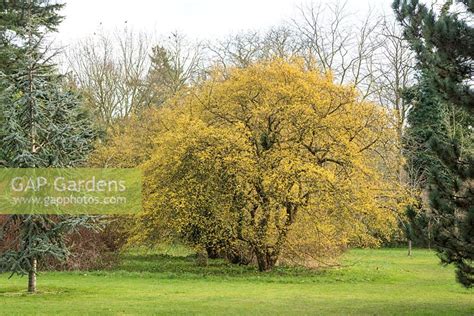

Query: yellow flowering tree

[138,59,406,271]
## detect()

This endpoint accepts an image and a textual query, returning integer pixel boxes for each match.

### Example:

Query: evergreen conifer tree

[394,0,473,287]
[0,0,64,75]
[0,0,98,293]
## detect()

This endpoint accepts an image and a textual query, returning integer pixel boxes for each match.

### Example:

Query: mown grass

[0,248,472,315]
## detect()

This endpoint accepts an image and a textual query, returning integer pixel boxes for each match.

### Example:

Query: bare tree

[261,25,302,59]
[373,19,415,147]
[66,27,152,129]
[372,18,417,253]
[206,26,303,75]
[147,32,204,106]
[206,31,264,70]
[292,1,382,100]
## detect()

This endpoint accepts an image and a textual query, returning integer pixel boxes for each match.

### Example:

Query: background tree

[0,0,98,293]
[66,30,203,133]
[293,1,381,100]
[394,0,473,287]
[207,31,264,70]
[147,32,203,107]
[206,26,301,75]
[372,18,419,252]
[66,27,153,130]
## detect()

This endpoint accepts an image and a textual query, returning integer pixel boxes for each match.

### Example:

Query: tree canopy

[97,59,408,271]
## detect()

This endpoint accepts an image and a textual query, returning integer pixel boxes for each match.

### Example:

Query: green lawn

[0,248,472,315]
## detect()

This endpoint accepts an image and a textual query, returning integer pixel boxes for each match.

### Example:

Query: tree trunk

[196,249,208,267]
[205,245,221,259]
[226,246,253,265]
[255,250,277,272]
[28,257,37,293]
[407,240,412,257]
[427,220,432,250]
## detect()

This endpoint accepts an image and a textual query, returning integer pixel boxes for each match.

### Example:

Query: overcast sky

[55,0,396,44]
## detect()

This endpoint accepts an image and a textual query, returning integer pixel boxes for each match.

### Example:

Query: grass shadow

[107,251,369,284]
[0,287,72,297]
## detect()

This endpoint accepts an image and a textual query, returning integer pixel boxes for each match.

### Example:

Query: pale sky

[56,0,396,44]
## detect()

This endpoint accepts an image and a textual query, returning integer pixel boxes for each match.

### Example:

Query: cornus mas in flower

[105,58,408,271]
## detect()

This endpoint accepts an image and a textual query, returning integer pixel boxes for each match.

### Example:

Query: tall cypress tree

[0,0,98,293]
[394,0,473,287]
